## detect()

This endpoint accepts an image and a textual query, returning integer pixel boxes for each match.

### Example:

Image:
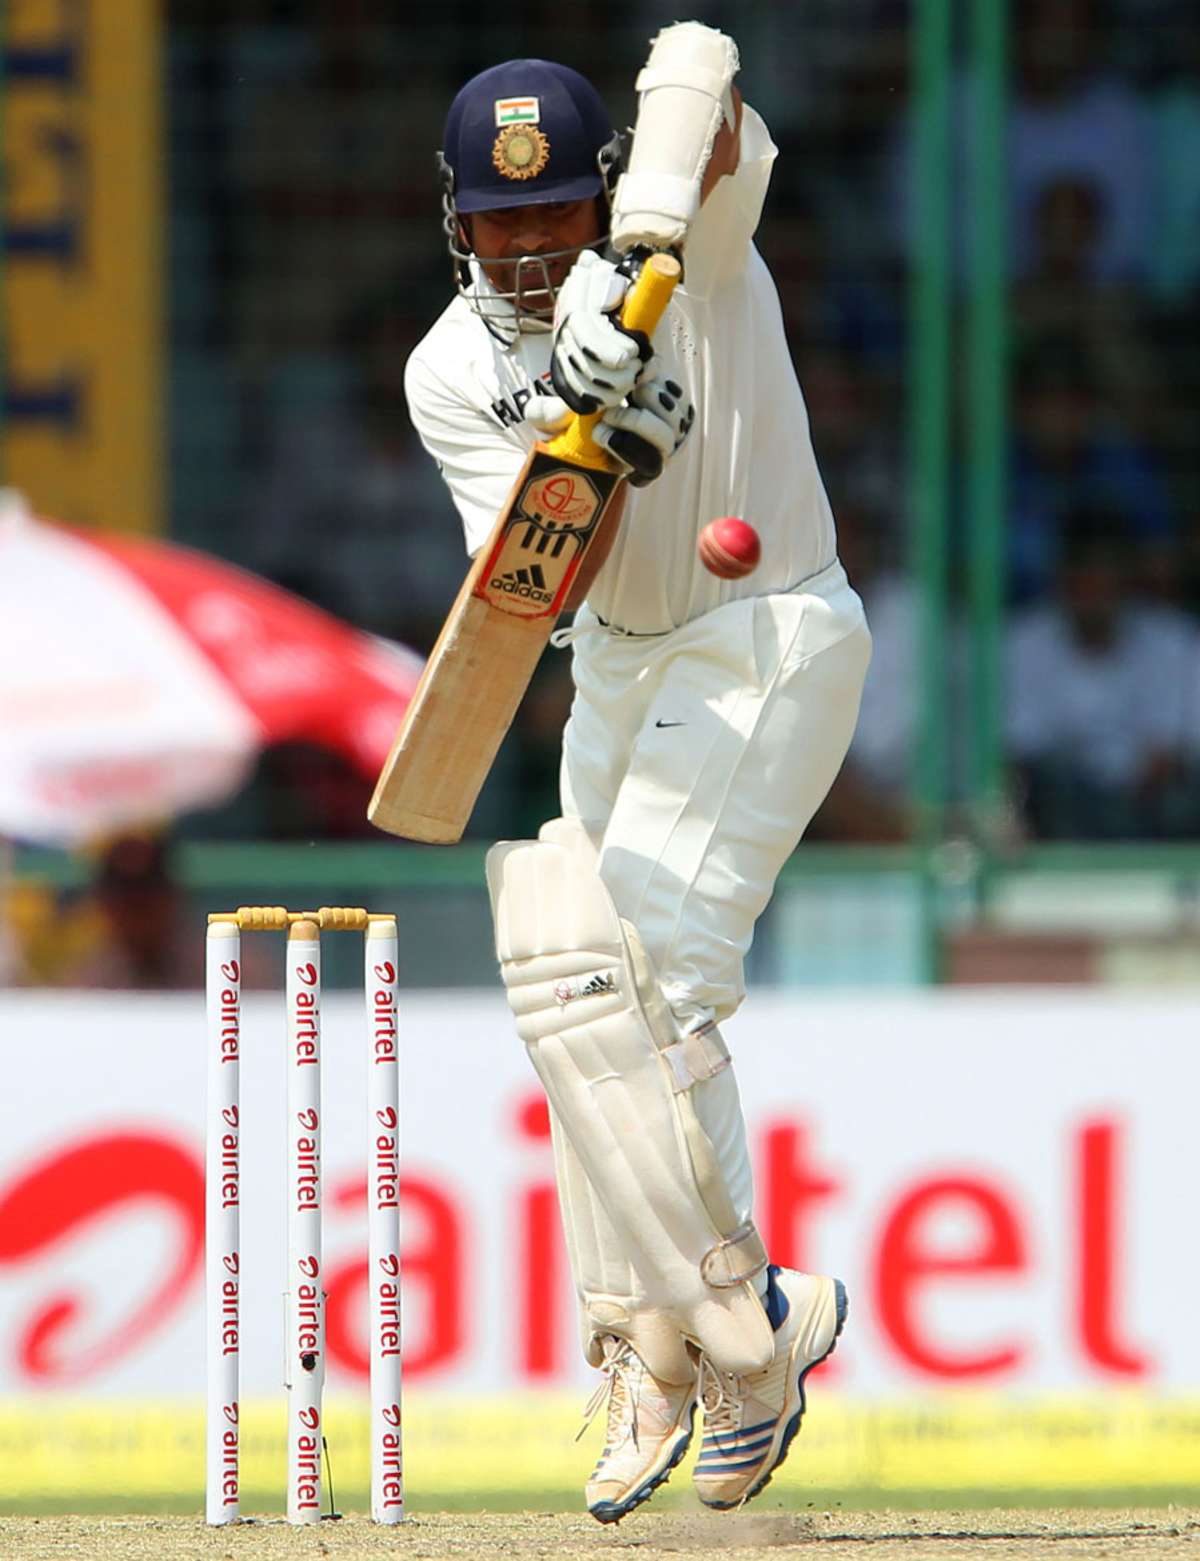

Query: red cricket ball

[698,516,762,579]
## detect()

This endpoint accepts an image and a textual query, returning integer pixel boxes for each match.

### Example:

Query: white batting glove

[595,373,695,487]
[550,251,650,415]
[523,391,572,437]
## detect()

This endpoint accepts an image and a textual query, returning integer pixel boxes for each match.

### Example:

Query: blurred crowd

[163,0,1200,846]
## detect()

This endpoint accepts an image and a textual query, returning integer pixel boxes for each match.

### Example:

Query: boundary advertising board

[1,988,1196,1502]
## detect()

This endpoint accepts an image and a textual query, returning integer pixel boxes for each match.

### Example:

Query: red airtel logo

[0,1131,204,1381]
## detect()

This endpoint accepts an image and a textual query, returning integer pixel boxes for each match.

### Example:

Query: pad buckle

[660,1026,731,1093]
[701,1221,769,1288]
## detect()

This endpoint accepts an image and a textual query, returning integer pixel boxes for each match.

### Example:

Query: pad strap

[661,1026,730,1093]
[635,64,735,115]
[701,1222,769,1288]
[612,171,700,228]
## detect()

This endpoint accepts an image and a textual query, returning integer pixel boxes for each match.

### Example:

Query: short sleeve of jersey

[404,348,527,556]
[681,103,777,299]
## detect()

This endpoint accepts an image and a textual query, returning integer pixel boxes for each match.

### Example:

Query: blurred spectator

[1011,177,1157,434]
[763,202,904,373]
[1010,332,1173,602]
[231,4,442,359]
[1147,13,1200,306]
[1007,506,1200,839]
[803,348,902,525]
[254,744,376,841]
[709,0,906,153]
[1010,0,1152,283]
[881,0,1150,284]
[1143,7,1200,540]
[1106,0,1187,85]
[63,836,195,990]
[0,843,30,986]
[2,872,93,989]
[822,0,909,160]
[246,291,464,648]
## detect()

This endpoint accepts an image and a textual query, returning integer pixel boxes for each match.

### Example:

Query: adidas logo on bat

[491,563,553,604]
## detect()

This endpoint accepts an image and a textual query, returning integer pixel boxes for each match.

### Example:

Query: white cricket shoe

[692,1266,847,1510]
[582,1334,698,1524]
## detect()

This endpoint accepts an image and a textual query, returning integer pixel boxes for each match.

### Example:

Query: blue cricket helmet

[441,59,619,213]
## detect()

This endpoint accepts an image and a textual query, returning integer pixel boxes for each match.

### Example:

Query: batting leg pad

[535,821,697,1384]
[545,1104,696,1385]
[486,831,773,1376]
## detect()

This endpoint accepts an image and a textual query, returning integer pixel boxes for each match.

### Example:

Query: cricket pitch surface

[3,1509,1198,1561]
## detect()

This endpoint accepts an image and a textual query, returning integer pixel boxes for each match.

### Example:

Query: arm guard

[611,22,740,255]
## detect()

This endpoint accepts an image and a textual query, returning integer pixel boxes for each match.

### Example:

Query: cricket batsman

[404,24,872,1522]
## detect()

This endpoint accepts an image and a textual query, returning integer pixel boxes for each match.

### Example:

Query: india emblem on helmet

[492,122,551,181]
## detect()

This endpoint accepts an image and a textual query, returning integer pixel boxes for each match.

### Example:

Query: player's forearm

[564,486,626,610]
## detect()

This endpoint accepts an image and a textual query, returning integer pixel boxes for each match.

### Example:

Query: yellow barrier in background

[4,0,164,533]
[3,1395,1199,1508]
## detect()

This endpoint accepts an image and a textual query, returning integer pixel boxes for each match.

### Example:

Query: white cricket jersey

[404,105,837,636]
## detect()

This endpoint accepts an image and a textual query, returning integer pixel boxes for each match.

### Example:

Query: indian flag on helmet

[495,97,540,126]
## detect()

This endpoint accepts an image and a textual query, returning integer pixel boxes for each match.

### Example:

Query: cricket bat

[368,252,680,843]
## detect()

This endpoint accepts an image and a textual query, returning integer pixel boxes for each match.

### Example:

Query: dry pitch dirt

[2,1510,1198,1561]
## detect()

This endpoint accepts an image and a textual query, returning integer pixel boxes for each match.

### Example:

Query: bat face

[474,450,621,619]
[368,253,680,843]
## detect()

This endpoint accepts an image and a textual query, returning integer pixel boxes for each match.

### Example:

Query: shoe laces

[576,1335,644,1453]
[698,1354,745,1441]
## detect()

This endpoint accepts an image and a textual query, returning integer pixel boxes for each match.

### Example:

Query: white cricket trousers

[560,558,871,1229]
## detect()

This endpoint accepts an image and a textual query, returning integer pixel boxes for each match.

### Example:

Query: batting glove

[550,251,651,415]
[595,374,695,487]
[523,391,573,437]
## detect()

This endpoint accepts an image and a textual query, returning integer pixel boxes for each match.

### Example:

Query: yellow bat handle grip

[543,253,682,469]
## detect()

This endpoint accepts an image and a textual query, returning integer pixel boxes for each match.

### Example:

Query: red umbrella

[0,494,422,843]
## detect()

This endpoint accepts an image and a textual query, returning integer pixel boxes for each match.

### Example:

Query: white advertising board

[1,987,1193,1401]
